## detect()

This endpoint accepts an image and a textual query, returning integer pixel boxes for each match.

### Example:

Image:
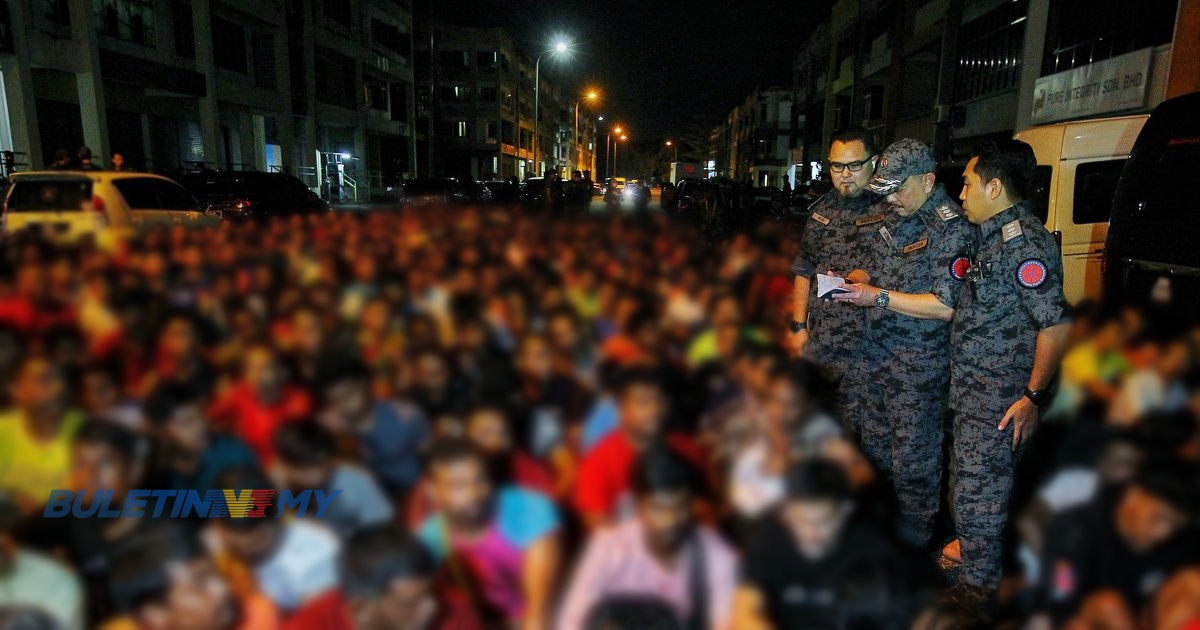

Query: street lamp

[614,134,627,180]
[665,140,677,162]
[574,89,600,172]
[605,125,624,182]
[532,38,572,177]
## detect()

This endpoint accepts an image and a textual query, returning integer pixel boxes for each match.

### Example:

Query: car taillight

[91,195,108,227]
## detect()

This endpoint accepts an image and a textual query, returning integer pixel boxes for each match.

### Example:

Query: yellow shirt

[0,409,85,505]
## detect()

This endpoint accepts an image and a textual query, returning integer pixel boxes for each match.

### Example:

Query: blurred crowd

[0,201,1194,630]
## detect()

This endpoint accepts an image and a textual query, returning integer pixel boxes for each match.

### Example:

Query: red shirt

[281,590,353,630]
[573,430,706,519]
[208,383,313,464]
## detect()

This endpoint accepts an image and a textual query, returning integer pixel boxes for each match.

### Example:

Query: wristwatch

[790,320,808,334]
[874,288,890,309]
[1023,387,1050,406]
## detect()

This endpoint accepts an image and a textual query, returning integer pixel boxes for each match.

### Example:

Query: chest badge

[902,238,928,254]
[855,213,887,227]
[937,205,959,222]
[1002,220,1023,242]
[878,226,896,248]
[950,256,970,281]
[1017,259,1048,288]
[811,211,831,225]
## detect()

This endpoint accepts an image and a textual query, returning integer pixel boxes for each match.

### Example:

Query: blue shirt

[357,401,429,492]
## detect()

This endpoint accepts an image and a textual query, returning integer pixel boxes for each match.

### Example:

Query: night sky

[431,0,826,142]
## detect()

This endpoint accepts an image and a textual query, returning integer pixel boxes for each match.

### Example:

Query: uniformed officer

[948,139,1072,598]
[787,128,884,428]
[831,139,972,550]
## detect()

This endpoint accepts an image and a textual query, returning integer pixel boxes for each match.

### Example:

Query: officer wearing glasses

[831,139,972,550]
[788,128,884,428]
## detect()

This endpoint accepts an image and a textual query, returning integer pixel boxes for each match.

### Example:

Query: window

[864,85,884,119]
[173,2,194,57]
[315,49,355,108]
[440,85,471,102]
[500,53,510,70]
[439,50,468,68]
[477,50,497,69]
[456,121,470,138]
[97,0,157,45]
[212,17,247,72]
[252,32,276,89]
[366,81,388,111]
[1042,0,1178,76]
[955,0,1027,101]
[478,87,497,103]
[371,19,403,54]
[485,121,498,141]
[389,82,408,121]
[1073,159,1125,224]
[322,0,350,27]
[503,89,514,107]
[114,178,196,210]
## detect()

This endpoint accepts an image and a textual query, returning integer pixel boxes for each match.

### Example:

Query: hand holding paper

[817,273,849,300]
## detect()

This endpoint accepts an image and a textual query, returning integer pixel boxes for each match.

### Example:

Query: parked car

[183,171,329,221]
[519,177,564,208]
[1016,114,1148,303]
[2,171,217,244]
[400,178,480,207]
[1105,92,1200,316]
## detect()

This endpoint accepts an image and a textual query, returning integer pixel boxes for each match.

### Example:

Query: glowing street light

[573,89,601,172]
[532,37,575,175]
[665,140,677,161]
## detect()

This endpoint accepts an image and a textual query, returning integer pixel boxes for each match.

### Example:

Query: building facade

[789,0,1198,175]
[0,0,418,199]
[723,87,793,187]
[415,22,598,182]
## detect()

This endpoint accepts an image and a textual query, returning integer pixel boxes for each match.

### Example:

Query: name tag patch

[811,212,831,225]
[855,213,887,227]
[1002,220,1023,242]
[902,238,928,254]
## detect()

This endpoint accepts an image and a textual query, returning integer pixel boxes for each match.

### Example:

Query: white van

[1015,115,1148,304]
[2,171,220,244]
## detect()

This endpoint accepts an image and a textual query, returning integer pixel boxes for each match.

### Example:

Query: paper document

[817,274,849,299]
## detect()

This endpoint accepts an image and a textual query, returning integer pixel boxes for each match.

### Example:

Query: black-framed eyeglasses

[829,156,876,173]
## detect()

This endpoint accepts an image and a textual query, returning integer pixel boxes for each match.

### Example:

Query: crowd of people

[0,131,1195,630]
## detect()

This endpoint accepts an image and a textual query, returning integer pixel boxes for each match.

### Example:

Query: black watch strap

[790,320,807,333]
[1023,387,1048,406]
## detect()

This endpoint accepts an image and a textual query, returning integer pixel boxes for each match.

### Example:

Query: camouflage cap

[867,138,936,195]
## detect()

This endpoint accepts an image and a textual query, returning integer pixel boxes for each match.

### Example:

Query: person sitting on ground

[416,438,560,630]
[559,446,738,630]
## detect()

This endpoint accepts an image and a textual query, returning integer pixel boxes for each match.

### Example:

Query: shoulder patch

[949,256,970,281]
[1017,258,1048,288]
[902,238,929,254]
[937,205,960,222]
[811,211,831,225]
[1002,220,1023,243]
[854,213,887,227]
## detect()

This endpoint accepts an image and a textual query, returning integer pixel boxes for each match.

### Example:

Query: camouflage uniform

[949,201,1070,589]
[863,183,972,548]
[791,188,884,429]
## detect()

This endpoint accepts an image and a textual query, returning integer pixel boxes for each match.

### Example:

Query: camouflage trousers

[857,367,946,549]
[950,410,1016,590]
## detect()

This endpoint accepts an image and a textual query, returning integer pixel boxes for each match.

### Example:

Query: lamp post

[574,89,599,171]
[665,140,678,162]
[533,40,569,178]
[614,134,627,179]
[605,126,623,182]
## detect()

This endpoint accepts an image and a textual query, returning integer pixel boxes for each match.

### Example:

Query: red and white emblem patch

[1017,259,1048,288]
[949,256,970,281]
